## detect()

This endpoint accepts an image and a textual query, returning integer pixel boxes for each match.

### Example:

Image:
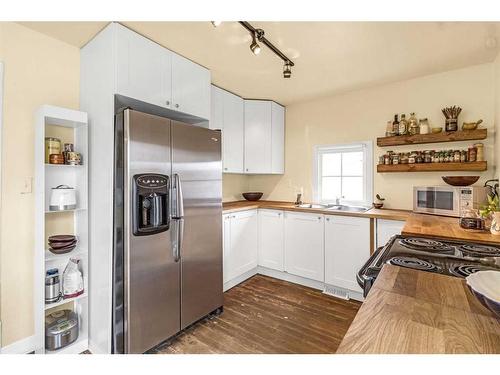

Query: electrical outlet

[21,177,32,194]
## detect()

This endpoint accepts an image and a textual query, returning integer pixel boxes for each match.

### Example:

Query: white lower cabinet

[284,212,324,282]
[324,216,370,293]
[258,209,284,271]
[223,210,258,284]
[376,219,405,248]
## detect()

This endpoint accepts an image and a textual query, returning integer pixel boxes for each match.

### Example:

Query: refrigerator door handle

[172,174,184,219]
[171,218,184,262]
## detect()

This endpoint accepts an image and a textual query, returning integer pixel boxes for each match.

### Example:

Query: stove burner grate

[388,256,442,273]
[457,244,500,258]
[448,264,492,278]
[399,237,455,253]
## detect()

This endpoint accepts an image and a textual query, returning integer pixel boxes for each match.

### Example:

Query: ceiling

[19,21,500,105]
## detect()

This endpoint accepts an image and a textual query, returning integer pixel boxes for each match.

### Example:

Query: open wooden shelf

[377,129,487,147]
[377,161,487,173]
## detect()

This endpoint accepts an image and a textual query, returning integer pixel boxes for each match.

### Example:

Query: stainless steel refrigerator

[113,108,223,353]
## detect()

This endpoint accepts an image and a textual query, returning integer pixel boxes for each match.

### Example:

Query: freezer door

[171,121,223,329]
[124,109,180,353]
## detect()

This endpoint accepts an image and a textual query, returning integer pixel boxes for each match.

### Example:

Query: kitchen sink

[295,203,369,212]
[326,205,369,213]
[296,203,329,209]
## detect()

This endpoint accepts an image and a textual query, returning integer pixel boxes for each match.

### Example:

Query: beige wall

[245,63,496,209]
[0,23,80,346]
[495,53,500,179]
[222,173,249,202]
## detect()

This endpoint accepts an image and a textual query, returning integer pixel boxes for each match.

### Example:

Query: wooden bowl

[442,176,480,186]
[431,127,443,134]
[242,192,263,201]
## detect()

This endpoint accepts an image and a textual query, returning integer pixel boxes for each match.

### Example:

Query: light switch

[21,177,32,194]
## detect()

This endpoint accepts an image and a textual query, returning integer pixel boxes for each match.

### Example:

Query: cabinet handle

[246,168,249,172]
[318,216,322,220]
[278,212,281,216]
[166,100,170,105]
[224,167,228,171]
[326,217,330,221]
[175,104,179,108]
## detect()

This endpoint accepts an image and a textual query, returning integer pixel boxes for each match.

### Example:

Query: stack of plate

[48,235,77,254]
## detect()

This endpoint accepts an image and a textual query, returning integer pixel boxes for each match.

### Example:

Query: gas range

[357,235,500,297]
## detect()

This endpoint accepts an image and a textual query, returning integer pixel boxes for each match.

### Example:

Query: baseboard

[257,266,325,291]
[223,267,258,291]
[0,335,37,354]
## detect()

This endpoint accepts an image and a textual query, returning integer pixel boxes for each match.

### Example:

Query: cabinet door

[222,214,232,284]
[376,219,405,248]
[223,92,244,173]
[284,212,324,281]
[271,102,285,174]
[116,24,172,108]
[210,85,224,130]
[244,100,272,174]
[324,216,370,292]
[171,53,211,120]
[258,210,284,271]
[226,210,258,281]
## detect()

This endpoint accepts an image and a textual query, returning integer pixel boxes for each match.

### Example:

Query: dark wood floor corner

[156,275,361,354]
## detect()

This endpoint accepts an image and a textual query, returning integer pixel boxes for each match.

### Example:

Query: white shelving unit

[34,105,89,354]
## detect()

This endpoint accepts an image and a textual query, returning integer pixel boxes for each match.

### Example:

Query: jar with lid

[385,121,395,137]
[384,154,391,165]
[419,118,430,135]
[378,155,385,165]
[399,114,408,136]
[392,153,400,165]
[454,150,461,163]
[468,146,477,162]
[408,152,417,164]
[45,137,61,164]
[424,151,432,163]
[408,113,419,135]
[474,143,484,162]
[401,153,409,164]
[460,150,467,163]
[416,152,423,163]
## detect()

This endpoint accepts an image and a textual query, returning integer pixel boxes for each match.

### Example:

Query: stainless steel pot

[45,309,79,351]
[49,185,77,211]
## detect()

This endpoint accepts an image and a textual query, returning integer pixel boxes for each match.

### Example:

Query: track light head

[211,21,222,28]
[250,32,261,55]
[283,62,292,78]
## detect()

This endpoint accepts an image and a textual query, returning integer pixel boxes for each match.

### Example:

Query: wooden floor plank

[155,275,361,354]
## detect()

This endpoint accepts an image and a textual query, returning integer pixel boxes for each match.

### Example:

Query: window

[313,141,373,206]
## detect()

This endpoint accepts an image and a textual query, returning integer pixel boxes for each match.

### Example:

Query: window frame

[312,141,373,207]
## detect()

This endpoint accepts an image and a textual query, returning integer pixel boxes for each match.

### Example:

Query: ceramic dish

[49,240,77,250]
[48,245,76,255]
[48,235,76,243]
[466,270,500,318]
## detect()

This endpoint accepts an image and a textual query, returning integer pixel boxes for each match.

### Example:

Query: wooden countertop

[222,201,411,221]
[402,213,500,245]
[337,264,500,354]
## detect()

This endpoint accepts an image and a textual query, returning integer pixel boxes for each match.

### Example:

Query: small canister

[454,150,461,163]
[45,137,61,163]
[384,154,391,165]
[408,152,416,164]
[392,153,400,165]
[468,146,477,162]
[424,151,432,163]
[460,150,467,163]
[474,143,484,162]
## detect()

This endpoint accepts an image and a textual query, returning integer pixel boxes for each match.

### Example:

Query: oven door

[413,186,459,217]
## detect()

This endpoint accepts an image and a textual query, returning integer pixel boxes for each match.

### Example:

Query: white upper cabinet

[223,92,244,173]
[258,209,284,271]
[271,102,285,174]
[210,85,224,130]
[324,216,370,293]
[244,100,285,174]
[116,25,172,109]
[284,212,324,282]
[244,100,272,174]
[171,53,211,120]
[114,23,210,120]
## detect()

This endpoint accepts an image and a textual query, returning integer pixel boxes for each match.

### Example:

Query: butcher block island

[337,264,500,354]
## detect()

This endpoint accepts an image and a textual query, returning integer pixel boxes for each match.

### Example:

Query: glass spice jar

[439,152,444,163]
[408,152,416,164]
[424,151,432,163]
[384,154,391,165]
[392,153,400,165]
[474,143,484,162]
[419,118,430,135]
[416,152,423,163]
[460,150,467,163]
[454,150,461,163]
[401,153,409,164]
[379,155,385,165]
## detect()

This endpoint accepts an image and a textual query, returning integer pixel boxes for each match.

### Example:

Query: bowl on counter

[466,271,500,318]
[242,192,263,201]
[442,176,480,186]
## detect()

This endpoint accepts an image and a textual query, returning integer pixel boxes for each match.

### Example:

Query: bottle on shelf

[398,114,408,136]
[408,112,419,135]
[392,114,400,136]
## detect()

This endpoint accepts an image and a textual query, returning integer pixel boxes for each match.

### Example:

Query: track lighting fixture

[238,21,295,79]
[250,32,261,55]
[211,21,222,28]
[283,62,292,78]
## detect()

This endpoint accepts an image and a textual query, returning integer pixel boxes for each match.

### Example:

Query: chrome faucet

[335,197,340,205]
[295,193,303,205]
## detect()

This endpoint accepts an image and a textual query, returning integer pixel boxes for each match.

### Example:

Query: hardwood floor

[153,275,361,354]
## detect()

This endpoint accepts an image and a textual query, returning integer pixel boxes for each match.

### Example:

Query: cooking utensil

[49,185,77,211]
[442,176,480,186]
[45,309,79,350]
[242,192,263,201]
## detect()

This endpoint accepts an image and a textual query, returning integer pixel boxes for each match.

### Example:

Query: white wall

[246,63,496,209]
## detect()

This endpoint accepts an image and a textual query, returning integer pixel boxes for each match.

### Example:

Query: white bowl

[466,270,500,317]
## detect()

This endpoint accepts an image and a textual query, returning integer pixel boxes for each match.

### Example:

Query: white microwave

[413,186,488,217]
